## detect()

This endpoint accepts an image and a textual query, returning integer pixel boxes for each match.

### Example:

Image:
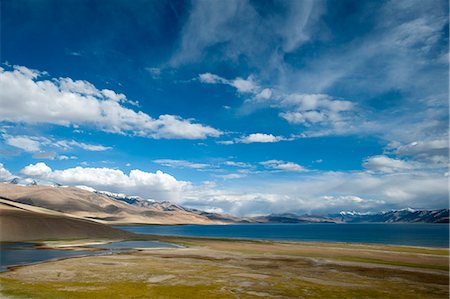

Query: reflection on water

[0,243,95,272]
[0,240,180,272]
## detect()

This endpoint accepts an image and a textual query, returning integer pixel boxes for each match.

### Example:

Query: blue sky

[0,0,448,215]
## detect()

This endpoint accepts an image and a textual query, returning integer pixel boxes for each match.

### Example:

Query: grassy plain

[1,236,448,298]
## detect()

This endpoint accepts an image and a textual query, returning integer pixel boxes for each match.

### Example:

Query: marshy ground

[0,236,448,298]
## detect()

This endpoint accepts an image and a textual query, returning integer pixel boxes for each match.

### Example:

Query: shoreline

[2,234,448,268]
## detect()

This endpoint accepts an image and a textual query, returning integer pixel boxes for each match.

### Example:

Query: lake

[116,223,450,248]
[0,243,96,272]
[0,240,178,272]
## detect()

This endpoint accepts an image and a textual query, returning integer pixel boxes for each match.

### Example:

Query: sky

[0,0,448,216]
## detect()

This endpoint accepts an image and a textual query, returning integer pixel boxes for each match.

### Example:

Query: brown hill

[0,198,132,242]
[0,184,229,225]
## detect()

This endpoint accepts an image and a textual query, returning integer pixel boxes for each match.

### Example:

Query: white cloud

[19,162,190,201]
[153,159,209,169]
[393,138,448,158]
[145,67,161,79]
[260,160,307,172]
[0,65,221,140]
[0,163,13,181]
[198,73,227,84]
[218,133,291,145]
[2,134,112,154]
[255,88,272,100]
[223,161,252,168]
[149,115,221,139]
[363,155,416,173]
[20,162,52,177]
[203,207,224,214]
[1,160,447,215]
[171,0,323,68]
[215,173,246,180]
[199,73,257,94]
[4,135,43,152]
[264,93,357,136]
[217,140,235,145]
[58,155,77,160]
[198,72,356,135]
[237,133,285,144]
[54,140,111,152]
[32,152,77,160]
[230,76,257,93]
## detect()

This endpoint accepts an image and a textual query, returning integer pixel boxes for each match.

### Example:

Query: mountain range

[0,181,447,241]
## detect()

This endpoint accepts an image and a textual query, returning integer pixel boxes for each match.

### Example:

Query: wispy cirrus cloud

[152,159,210,169]
[218,133,289,145]
[170,0,323,70]
[2,134,111,153]
[260,160,307,172]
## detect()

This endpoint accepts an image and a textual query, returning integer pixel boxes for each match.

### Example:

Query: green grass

[2,276,447,299]
[0,278,232,299]
[337,256,449,271]
[1,237,448,299]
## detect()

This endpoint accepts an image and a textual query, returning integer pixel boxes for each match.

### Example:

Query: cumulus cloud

[237,133,286,144]
[198,72,356,135]
[0,160,446,215]
[277,93,354,127]
[153,159,209,169]
[0,65,221,140]
[260,160,307,172]
[363,155,416,173]
[20,162,52,177]
[180,184,387,217]
[391,138,449,163]
[0,163,14,181]
[19,162,190,201]
[218,133,288,145]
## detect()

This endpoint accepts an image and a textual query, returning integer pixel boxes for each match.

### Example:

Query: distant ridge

[328,208,449,223]
[252,209,449,224]
[0,182,447,225]
[0,183,236,225]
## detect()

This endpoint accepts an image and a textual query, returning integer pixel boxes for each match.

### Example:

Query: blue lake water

[116,223,450,248]
[90,240,182,249]
[0,240,178,272]
[0,243,96,272]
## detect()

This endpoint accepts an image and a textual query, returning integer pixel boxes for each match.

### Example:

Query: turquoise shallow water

[116,223,450,248]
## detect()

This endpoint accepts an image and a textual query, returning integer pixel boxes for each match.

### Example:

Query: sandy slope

[0,199,131,241]
[0,184,223,225]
